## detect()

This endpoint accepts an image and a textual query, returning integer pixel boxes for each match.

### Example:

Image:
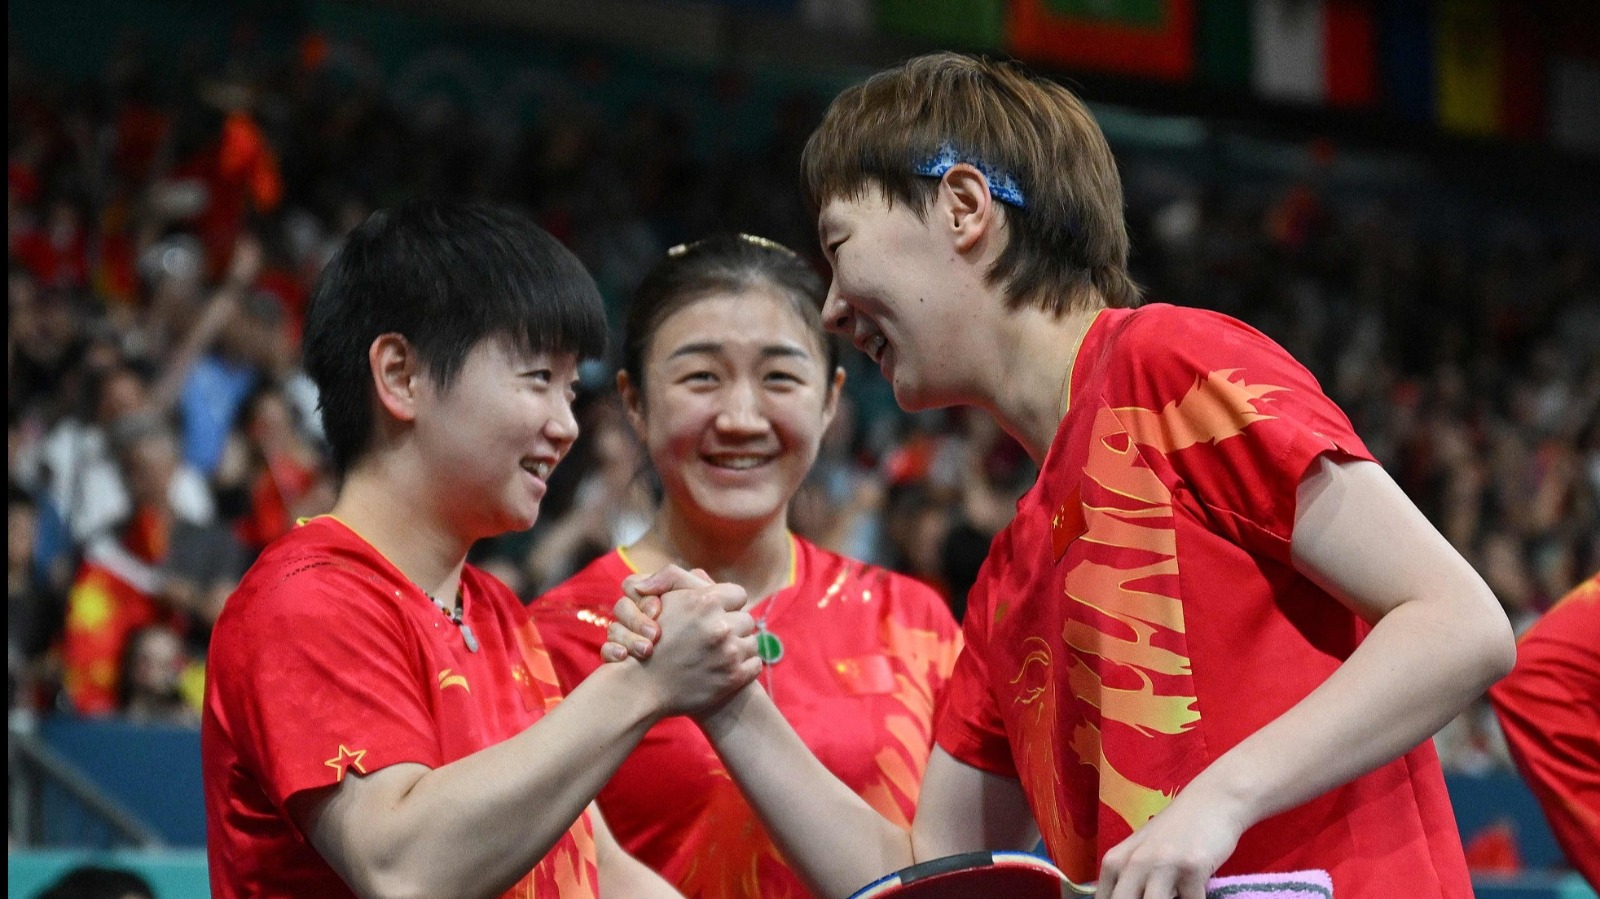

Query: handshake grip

[607,565,762,716]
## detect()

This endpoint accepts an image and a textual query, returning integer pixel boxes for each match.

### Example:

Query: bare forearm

[700,684,915,898]
[147,282,247,413]
[320,664,661,899]
[1188,596,1511,828]
[320,573,761,899]
[596,808,685,898]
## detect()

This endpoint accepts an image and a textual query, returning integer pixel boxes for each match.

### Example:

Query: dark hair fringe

[622,233,839,397]
[303,199,607,475]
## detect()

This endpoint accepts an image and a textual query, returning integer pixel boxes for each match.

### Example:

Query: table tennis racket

[845,850,1094,899]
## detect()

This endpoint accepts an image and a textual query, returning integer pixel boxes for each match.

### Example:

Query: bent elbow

[1485,622,1517,684]
[349,856,455,899]
[1470,602,1518,690]
[359,872,443,899]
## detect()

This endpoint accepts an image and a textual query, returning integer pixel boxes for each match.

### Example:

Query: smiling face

[817,190,978,412]
[411,337,581,537]
[627,287,840,532]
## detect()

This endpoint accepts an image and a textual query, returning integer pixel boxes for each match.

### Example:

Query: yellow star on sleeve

[324,744,368,782]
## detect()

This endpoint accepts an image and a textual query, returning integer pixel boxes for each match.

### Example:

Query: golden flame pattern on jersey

[1013,368,1287,866]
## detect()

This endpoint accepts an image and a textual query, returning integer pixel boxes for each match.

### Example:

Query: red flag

[1007,0,1196,82]
[61,562,168,715]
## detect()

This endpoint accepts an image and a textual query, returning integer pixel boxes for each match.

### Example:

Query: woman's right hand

[608,565,761,717]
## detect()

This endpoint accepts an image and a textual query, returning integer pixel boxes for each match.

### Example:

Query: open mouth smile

[704,454,773,471]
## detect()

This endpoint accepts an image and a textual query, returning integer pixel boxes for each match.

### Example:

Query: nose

[715,379,768,435]
[545,394,581,452]
[821,282,852,336]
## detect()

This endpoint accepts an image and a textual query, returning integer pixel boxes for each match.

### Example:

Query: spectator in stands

[8,483,62,711]
[212,381,332,559]
[172,244,276,478]
[531,234,961,898]
[20,364,213,547]
[521,395,654,594]
[61,414,229,714]
[119,623,201,727]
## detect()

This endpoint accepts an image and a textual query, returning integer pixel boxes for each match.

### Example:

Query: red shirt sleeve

[1488,575,1600,886]
[1107,307,1374,564]
[933,540,1019,778]
[218,564,441,813]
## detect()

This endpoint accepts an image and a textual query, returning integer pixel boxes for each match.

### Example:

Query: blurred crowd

[8,29,1597,780]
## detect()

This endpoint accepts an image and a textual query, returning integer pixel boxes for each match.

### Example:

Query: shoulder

[215,519,398,642]
[1104,304,1281,368]
[208,522,422,696]
[1093,303,1323,413]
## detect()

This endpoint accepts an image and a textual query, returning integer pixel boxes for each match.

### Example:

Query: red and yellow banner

[1006,0,1196,82]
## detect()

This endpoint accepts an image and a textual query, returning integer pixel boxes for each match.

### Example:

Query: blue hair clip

[913,144,1028,208]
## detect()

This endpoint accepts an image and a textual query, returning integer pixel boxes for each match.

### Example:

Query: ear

[938,163,1000,254]
[369,333,422,424]
[616,370,647,438]
[820,366,846,430]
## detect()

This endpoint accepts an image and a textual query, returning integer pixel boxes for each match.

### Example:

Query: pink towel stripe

[1205,868,1334,899]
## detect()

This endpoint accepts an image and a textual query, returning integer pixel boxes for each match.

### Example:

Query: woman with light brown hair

[610,52,1512,899]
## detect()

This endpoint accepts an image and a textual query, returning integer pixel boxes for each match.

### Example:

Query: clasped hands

[601,565,763,717]
[599,570,1249,899]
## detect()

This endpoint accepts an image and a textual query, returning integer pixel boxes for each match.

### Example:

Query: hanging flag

[1325,0,1378,106]
[1496,0,1546,142]
[1549,56,1600,155]
[707,0,799,10]
[1254,0,1326,102]
[1251,0,1377,107]
[1434,0,1502,135]
[1198,0,1252,89]
[1005,0,1196,82]
[61,562,167,715]
[875,0,1005,48]
[1379,0,1435,123]
[1546,1,1600,155]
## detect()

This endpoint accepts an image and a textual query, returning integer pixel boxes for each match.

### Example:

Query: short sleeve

[1108,309,1374,563]
[1486,579,1600,886]
[219,568,440,811]
[932,552,1017,778]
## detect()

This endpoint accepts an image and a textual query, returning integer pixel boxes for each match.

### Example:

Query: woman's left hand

[600,566,711,662]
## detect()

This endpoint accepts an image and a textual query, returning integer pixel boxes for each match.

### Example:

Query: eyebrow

[667,341,814,361]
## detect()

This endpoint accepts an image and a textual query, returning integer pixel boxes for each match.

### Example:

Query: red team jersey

[1489,573,1600,888]
[202,517,598,898]
[934,305,1472,896]
[531,535,962,899]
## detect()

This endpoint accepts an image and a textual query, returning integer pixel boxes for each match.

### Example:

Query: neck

[980,302,1103,465]
[329,458,470,599]
[629,503,794,603]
